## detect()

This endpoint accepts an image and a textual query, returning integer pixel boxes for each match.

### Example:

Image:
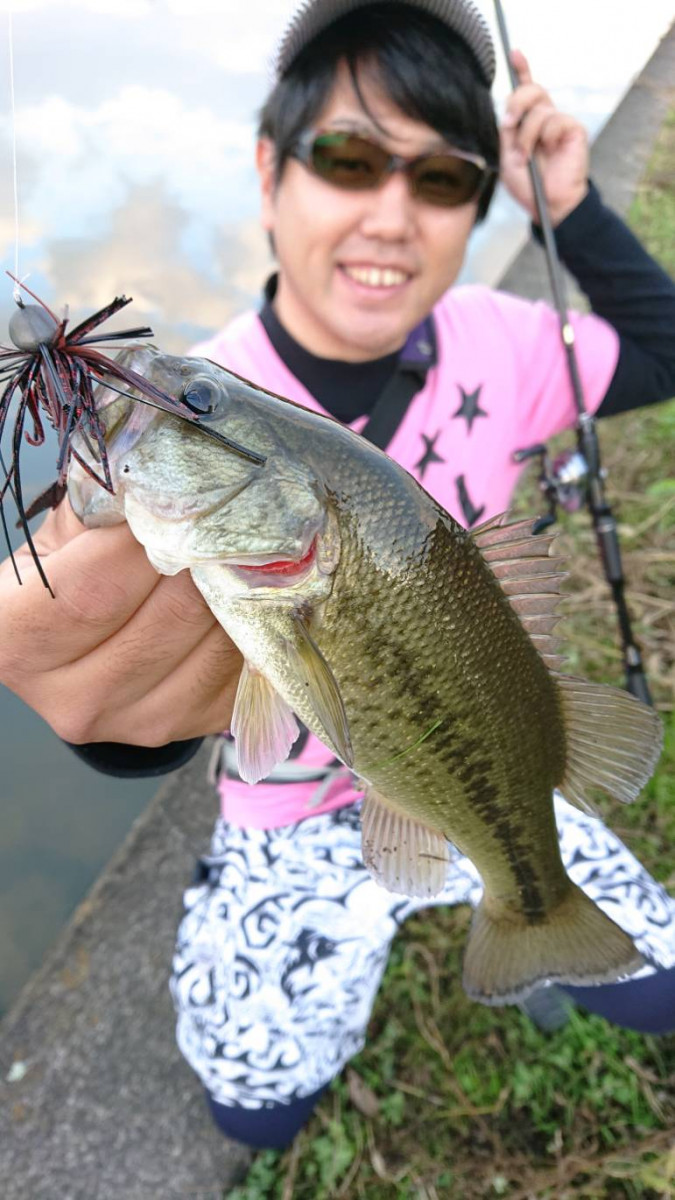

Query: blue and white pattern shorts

[170,793,675,1109]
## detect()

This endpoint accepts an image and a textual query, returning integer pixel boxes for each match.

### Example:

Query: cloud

[0,148,42,265]
[0,0,153,13]
[0,0,293,75]
[1,85,256,243]
[44,181,272,351]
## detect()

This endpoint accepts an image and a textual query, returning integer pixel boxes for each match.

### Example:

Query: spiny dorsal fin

[472,513,568,666]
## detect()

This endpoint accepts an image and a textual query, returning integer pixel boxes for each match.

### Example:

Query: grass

[227,110,675,1199]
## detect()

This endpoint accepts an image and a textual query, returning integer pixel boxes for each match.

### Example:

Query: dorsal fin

[472,513,568,668]
[556,676,663,808]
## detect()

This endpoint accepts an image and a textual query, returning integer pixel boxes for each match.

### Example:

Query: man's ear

[256,138,277,232]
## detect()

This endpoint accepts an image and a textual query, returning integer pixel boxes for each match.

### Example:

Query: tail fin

[463,883,642,1006]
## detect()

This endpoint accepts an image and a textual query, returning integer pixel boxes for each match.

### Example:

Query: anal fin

[361,789,449,897]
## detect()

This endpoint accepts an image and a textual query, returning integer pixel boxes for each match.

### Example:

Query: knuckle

[50,708,101,745]
[135,705,197,747]
[59,567,139,630]
[132,725,174,749]
[0,647,24,689]
[36,674,109,743]
[166,592,212,631]
[197,631,243,699]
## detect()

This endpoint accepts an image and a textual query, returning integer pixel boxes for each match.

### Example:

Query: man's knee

[205,1084,329,1149]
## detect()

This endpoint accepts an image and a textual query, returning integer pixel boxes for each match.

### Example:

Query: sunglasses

[291,130,496,209]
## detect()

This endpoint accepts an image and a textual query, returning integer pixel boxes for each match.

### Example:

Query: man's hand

[500,49,589,227]
[0,500,242,746]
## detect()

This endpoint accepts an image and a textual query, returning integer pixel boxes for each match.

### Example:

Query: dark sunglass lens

[310,134,388,189]
[412,155,483,207]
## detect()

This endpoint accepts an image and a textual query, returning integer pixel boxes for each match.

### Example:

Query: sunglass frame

[290,129,497,208]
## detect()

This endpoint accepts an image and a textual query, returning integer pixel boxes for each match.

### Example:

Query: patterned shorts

[170,795,675,1109]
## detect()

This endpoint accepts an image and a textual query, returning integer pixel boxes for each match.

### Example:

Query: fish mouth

[226,537,318,583]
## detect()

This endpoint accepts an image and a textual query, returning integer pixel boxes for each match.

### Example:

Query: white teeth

[344,265,407,287]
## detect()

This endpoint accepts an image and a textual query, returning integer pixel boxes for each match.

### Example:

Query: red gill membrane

[236,538,317,577]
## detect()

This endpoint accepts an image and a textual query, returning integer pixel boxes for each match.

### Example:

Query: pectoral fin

[361,789,449,897]
[283,613,354,767]
[231,660,299,784]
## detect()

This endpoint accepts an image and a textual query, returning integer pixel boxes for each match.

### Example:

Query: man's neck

[260,275,401,422]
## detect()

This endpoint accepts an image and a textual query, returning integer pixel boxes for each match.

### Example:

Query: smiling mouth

[341,264,410,288]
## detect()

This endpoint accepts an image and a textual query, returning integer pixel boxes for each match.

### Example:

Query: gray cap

[275,0,496,87]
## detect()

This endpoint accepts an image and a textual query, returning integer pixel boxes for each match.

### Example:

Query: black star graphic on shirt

[455,475,485,528]
[453,385,488,433]
[414,431,446,478]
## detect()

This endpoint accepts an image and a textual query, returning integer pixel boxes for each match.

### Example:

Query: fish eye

[182,377,220,415]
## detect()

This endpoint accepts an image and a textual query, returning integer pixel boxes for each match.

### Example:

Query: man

[0,0,674,1152]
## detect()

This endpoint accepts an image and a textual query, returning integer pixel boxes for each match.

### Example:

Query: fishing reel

[513,442,593,534]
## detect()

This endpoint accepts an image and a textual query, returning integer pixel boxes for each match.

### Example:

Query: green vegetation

[229,111,675,1199]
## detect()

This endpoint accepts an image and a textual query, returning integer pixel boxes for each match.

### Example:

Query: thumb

[509,48,532,86]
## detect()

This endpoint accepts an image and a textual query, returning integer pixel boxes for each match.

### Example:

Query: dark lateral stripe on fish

[492,818,546,920]
[435,728,546,919]
[354,557,548,918]
[455,755,546,920]
[358,618,442,728]
[361,617,549,920]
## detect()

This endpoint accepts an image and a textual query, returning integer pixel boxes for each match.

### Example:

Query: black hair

[259,2,499,221]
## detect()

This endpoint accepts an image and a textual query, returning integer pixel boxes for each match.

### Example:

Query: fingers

[503,83,554,136]
[509,47,532,87]
[111,623,243,744]
[48,612,242,745]
[502,54,584,166]
[509,103,579,163]
[52,568,219,721]
[4,519,162,673]
[0,497,243,746]
[25,498,88,555]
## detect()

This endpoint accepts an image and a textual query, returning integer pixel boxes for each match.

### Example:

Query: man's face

[257,61,480,362]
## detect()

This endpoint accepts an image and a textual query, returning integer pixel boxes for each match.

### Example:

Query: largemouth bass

[68,347,662,1005]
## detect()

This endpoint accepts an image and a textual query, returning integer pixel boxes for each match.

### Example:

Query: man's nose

[358,170,417,240]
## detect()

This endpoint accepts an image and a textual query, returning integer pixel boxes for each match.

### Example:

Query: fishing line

[7,10,23,305]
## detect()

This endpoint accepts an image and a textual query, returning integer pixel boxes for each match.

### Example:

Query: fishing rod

[493,0,652,707]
